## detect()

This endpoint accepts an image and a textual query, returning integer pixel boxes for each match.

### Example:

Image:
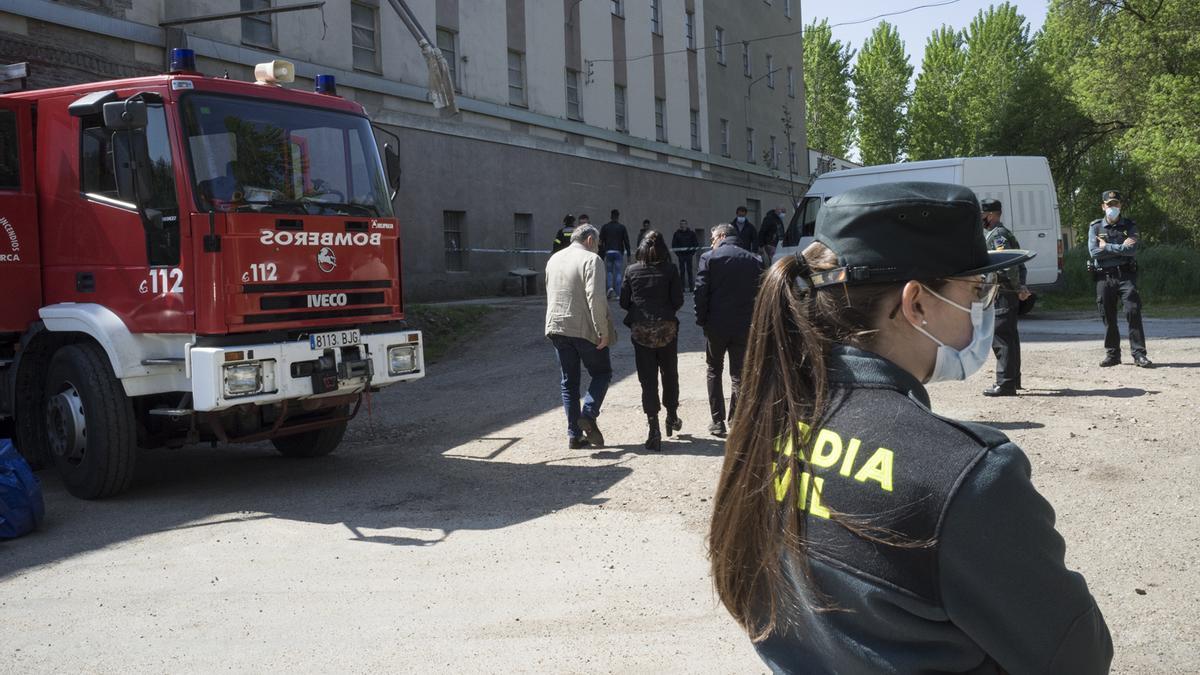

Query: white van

[779,156,1063,289]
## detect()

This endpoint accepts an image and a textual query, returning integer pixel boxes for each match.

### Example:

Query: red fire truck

[0,52,424,499]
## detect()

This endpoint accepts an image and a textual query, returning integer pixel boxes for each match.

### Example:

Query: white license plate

[309,329,361,350]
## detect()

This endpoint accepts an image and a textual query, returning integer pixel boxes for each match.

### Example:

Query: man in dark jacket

[759,205,786,265]
[599,209,632,299]
[671,219,701,292]
[694,223,765,437]
[730,206,758,252]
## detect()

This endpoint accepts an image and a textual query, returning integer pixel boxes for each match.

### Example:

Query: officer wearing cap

[1089,190,1151,367]
[981,198,1029,396]
[709,182,1111,674]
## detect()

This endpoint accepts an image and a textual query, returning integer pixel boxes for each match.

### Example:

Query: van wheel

[44,343,137,499]
[271,409,348,458]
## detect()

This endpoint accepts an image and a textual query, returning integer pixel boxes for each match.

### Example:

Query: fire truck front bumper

[188,330,424,412]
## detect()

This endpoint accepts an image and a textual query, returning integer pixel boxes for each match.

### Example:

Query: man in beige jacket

[545,224,615,449]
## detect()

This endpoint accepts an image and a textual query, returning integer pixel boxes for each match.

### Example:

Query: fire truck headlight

[387,345,418,375]
[223,362,264,397]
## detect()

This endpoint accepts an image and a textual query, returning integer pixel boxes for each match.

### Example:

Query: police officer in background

[981,198,1031,396]
[1089,189,1152,368]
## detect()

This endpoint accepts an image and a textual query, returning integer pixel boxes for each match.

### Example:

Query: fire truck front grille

[244,306,394,325]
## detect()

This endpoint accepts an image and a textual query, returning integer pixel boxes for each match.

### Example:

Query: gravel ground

[1,298,1197,673]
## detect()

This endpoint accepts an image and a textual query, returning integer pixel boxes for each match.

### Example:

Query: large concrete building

[1,0,807,300]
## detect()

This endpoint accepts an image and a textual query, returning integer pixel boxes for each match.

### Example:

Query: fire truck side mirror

[384,143,401,198]
[101,100,148,130]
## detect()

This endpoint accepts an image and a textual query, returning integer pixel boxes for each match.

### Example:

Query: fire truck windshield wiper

[301,199,377,216]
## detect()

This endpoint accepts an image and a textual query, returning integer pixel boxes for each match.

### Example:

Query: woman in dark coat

[619,231,684,450]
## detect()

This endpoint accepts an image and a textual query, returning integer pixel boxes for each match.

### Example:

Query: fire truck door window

[0,111,18,190]
[80,103,178,214]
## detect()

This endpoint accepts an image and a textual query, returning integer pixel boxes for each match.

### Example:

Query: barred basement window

[444,210,467,272]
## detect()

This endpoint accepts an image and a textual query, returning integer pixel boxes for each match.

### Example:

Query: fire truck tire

[44,343,137,499]
[270,412,348,458]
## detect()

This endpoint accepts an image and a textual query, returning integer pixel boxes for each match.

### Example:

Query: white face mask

[1105,206,1121,221]
[736,216,746,223]
[910,285,995,383]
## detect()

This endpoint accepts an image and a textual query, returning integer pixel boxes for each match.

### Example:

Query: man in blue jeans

[545,224,614,448]
[599,209,631,299]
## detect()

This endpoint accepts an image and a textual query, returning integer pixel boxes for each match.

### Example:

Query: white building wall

[623,2,655,143]
[525,0,567,118]
[661,1,691,149]
[460,1,509,106]
[577,0,614,130]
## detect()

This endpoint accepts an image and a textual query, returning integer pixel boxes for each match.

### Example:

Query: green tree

[958,3,1033,154]
[907,26,966,160]
[803,18,856,158]
[852,21,912,165]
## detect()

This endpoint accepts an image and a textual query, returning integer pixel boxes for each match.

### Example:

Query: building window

[508,50,526,107]
[655,97,666,142]
[769,135,778,168]
[787,66,796,98]
[611,0,623,17]
[444,210,467,272]
[241,0,274,49]
[350,2,380,72]
[746,127,755,163]
[689,110,701,151]
[715,27,726,65]
[686,11,696,50]
[767,55,775,88]
[650,0,662,34]
[785,0,792,18]
[743,42,751,77]
[789,142,797,171]
[436,28,459,90]
[615,85,627,132]
[566,69,582,121]
[514,213,533,267]
[719,118,730,157]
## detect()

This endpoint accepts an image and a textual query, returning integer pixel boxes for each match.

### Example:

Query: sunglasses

[939,274,1001,307]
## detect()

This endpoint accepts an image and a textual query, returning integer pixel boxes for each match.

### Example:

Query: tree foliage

[803,19,856,158]
[907,26,966,160]
[853,22,913,165]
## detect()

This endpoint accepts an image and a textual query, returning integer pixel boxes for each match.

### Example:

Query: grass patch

[405,304,494,363]
[1035,244,1200,318]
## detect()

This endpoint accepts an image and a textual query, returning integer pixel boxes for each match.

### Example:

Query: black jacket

[730,217,758,252]
[599,220,631,256]
[671,228,700,256]
[694,239,764,336]
[619,261,683,327]
[755,346,1112,674]
[759,210,784,248]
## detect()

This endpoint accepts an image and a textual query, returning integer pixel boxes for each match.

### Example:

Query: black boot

[645,416,662,451]
[665,409,682,437]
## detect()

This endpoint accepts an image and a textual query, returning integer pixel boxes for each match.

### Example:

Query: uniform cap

[1102,189,1123,203]
[980,198,1002,213]
[810,182,1034,288]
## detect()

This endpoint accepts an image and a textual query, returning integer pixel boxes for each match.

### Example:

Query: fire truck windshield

[181,94,394,217]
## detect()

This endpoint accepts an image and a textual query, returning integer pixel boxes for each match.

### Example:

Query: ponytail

[709,245,910,640]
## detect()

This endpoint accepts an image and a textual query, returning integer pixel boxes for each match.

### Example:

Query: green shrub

[1057,244,1200,302]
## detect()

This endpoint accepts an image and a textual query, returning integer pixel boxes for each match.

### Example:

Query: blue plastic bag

[0,438,45,539]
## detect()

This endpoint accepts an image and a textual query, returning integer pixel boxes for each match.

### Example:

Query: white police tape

[451,247,705,254]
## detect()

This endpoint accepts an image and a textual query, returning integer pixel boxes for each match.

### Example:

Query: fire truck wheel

[270,410,348,458]
[44,343,137,499]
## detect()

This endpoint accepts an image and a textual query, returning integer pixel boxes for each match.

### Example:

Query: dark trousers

[1096,273,1147,358]
[678,254,694,290]
[549,335,613,439]
[633,338,679,416]
[991,295,1021,388]
[705,331,747,423]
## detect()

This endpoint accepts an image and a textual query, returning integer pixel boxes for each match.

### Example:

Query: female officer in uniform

[709,182,1111,674]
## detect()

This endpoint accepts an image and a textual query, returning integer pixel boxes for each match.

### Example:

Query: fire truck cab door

[0,99,41,334]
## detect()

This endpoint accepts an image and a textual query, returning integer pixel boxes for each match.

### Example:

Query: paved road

[2,299,1197,673]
